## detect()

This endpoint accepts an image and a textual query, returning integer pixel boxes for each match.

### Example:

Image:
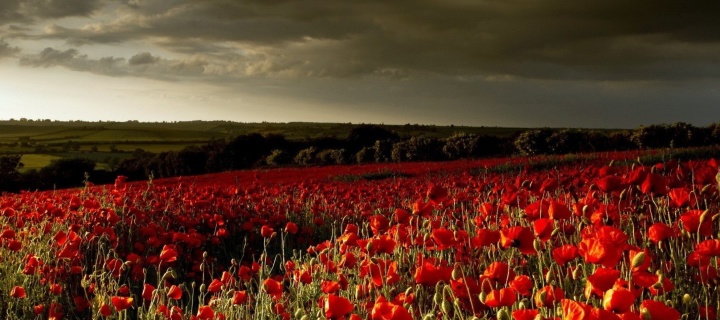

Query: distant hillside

[0,120,537,146]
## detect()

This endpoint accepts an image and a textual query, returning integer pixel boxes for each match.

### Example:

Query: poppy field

[1,149,720,319]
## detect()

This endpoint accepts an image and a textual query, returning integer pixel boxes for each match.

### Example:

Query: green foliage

[265,149,292,166]
[294,147,318,166]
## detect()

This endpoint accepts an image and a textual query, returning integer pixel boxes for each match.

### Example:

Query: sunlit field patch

[1,149,719,319]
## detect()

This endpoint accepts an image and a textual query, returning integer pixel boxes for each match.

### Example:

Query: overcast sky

[1,0,719,128]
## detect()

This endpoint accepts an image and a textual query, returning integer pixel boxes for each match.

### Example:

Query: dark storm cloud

[128,52,159,65]
[19,47,79,67]
[18,46,215,80]
[0,39,20,58]
[0,0,100,23]
[20,0,720,81]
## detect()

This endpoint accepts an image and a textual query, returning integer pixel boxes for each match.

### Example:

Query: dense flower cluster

[0,150,718,319]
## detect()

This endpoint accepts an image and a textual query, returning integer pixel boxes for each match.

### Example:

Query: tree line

[1,122,719,193]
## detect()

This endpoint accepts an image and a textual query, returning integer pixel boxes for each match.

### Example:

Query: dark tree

[346,125,399,152]
[38,158,96,189]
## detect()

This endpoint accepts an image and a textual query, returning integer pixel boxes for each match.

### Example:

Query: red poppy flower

[509,275,533,297]
[512,309,539,320]
[552,244,578,266]
[431,228,456,250]
[484,288,516,308]
[449,277,485,315]
[261,225,275,238]
[49,302,63,320]
[371,296,413,320]
[10,286,26,298]
[263,278,284,300]
[668,188,691,208]
[471,229,500,248]
[50,283,63,295]
[167,285,182,300]
[370,235,397,255]
[413,260,452,286]
[647,222,676,244]
[233,290,248,305]
[196,306,215,320]
[679,210,714,237]
[207,279,223,293]
[641,173,667,195]
[99,304,112,317]
[602,288,635,314]
[699,305,717,320]
[695,239,720,257]
[584,267,620,299]
[561,299,592,320]
[640,300,680,320]
[578,236,624,268]
[548,201,571,220]
[534,285,564,307]
[369,215,390,235]
[321,280,341,294]
[483,261,515,287]
[284,222,298,234]
[142,284,155,301]
[500,226,536,255]
[159,245,178,263]
[427,185,448,204]
[111,296,133,311]
[323,294,354,320]
[533,218,555,242]
[596,175,623,192]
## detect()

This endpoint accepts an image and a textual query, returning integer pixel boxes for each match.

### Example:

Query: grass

[18,154,62,172]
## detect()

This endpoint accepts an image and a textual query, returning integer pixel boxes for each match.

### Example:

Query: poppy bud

[701,184,712,194]
[203,251,208,259]
[551,227,561,237]
[533,239,542,252]
[699,209,711,226]
[496,308,510,320]
[365,241,373,253]
[441,300,453,315]
[682,293,693,306]
[572,265,583,280]
[433,292,443,306]
[545,270,554,284]
[161,268,175,281]
[631,252,646,269]
[583,205,590,217]
[199,284,206,293]
[619,189,627,200]
[451,267,462,281]
[294,308,305,318]
[404,287,413,298]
